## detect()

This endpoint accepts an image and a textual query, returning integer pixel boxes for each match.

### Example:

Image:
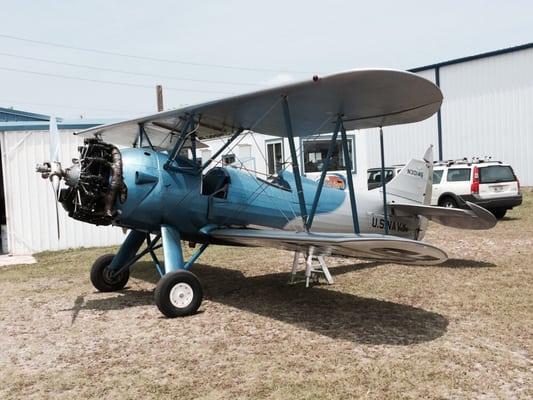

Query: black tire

[439,196,458,208]
[90,254,129,292]
[155,270,203,318]
[491,208,507,219]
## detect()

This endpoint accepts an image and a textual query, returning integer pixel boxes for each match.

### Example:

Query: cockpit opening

[201,167,230,199]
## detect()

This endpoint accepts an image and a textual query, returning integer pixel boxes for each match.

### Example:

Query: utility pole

[156,85,164,112]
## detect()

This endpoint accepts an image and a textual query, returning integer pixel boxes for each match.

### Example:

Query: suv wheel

[439,196,458,208]
[491,208,507,220]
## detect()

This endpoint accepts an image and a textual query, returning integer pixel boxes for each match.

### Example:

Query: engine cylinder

[59,138,125,225]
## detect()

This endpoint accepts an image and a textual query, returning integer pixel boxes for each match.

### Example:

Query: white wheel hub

[169,282,194,308]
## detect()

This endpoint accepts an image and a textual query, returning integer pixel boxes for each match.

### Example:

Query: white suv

[431,158,522,219]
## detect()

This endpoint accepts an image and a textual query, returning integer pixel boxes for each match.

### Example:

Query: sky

[0,0,531,119]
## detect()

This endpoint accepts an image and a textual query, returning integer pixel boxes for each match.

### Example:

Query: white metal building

[0,108,126,255]
[361,43,533,185]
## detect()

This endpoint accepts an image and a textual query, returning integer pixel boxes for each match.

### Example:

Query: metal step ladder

[289,247,333,287]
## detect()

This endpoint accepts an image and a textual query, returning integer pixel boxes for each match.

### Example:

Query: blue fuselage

[115,148,421,241]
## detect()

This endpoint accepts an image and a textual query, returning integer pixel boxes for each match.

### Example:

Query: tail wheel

[439,196,458,208]
[155,270,203,318]
[90,253,129,292]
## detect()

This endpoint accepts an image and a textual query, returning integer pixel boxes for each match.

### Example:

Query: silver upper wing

[209,228,447,265]
[75,69,443,147]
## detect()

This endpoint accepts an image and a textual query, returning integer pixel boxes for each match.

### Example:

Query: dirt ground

[1,191,532,399]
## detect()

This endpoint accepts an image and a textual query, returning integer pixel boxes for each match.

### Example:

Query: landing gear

[89,228,209,317]
[90,253,130,292]
[155,270,203,317]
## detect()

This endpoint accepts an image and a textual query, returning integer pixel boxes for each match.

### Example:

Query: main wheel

[491,208,507,219]
[439,196,458,208]
[155,270,203,318]
[90,254,130,292]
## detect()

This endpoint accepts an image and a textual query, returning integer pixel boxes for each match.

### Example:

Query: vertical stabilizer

[382,146,433,204]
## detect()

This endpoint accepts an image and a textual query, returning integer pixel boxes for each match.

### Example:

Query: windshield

[479,165,516,183]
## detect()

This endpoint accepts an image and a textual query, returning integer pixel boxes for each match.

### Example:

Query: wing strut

[201,128,243,171]
[304,115,360,235]
[164,114,195,170]
[282,96,308,230]
[379,126,389,234]
[341,120,360,234]
[306,116,342,230]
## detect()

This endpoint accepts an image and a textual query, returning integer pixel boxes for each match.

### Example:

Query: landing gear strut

[89,227,209,318]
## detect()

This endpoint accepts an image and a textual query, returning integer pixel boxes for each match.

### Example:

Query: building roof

[410,42,533,72]
[0,107,51,122]
[0,107,115,131]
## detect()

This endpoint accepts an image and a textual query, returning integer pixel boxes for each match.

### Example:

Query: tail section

[384,146,433,205]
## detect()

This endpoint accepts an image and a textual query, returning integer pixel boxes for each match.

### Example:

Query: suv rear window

[447,168,471,182]
[479,165,516,183]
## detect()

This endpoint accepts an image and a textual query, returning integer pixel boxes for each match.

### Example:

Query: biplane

[36,69,496,317]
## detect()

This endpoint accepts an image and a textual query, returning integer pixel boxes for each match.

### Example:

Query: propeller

[35,117,63,240]
[49,116,61,240]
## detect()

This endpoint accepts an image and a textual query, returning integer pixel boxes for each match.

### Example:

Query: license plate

[491,185,504,192]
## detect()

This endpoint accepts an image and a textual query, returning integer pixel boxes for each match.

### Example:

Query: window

[266,140,283,175]
[432,170,444,184]
[479,166,515,184]
[302,137,354,173]
[222,154,235,165]
[367,168,394,185]
[447,168,471,182]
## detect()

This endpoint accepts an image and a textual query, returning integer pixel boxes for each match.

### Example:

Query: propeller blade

[51,174,61,240]
[54,195,61,240]
[49,116,60,162]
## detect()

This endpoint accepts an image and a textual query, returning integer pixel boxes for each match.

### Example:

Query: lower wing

[389,201,496,230]
[209,229,447,265]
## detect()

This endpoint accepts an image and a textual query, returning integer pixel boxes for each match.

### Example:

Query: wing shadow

[431,258,496,269]
[123,261,448,345]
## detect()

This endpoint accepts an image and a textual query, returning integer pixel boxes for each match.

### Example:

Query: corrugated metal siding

[1,130,127,255]
[359,69,439,168]
[439,47,533,185]
[360,48,533,185]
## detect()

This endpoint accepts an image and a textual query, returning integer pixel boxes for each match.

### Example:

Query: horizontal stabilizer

[209,228,447,265]
[389,201,497,230]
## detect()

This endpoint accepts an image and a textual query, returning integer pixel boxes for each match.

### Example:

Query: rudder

[382,146,433,205]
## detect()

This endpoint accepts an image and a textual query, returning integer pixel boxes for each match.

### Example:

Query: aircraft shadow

[115,261,448,345]
[431,258,496,269]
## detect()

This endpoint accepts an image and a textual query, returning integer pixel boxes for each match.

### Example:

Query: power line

[0,98,145,114]
[0,51,261,87]
[0,66,237,95]
[0,33,315,74]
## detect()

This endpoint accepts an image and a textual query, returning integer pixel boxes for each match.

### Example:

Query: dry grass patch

[1,191,532,399]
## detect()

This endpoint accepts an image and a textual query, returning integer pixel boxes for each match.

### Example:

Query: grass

[1,190,532,399]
